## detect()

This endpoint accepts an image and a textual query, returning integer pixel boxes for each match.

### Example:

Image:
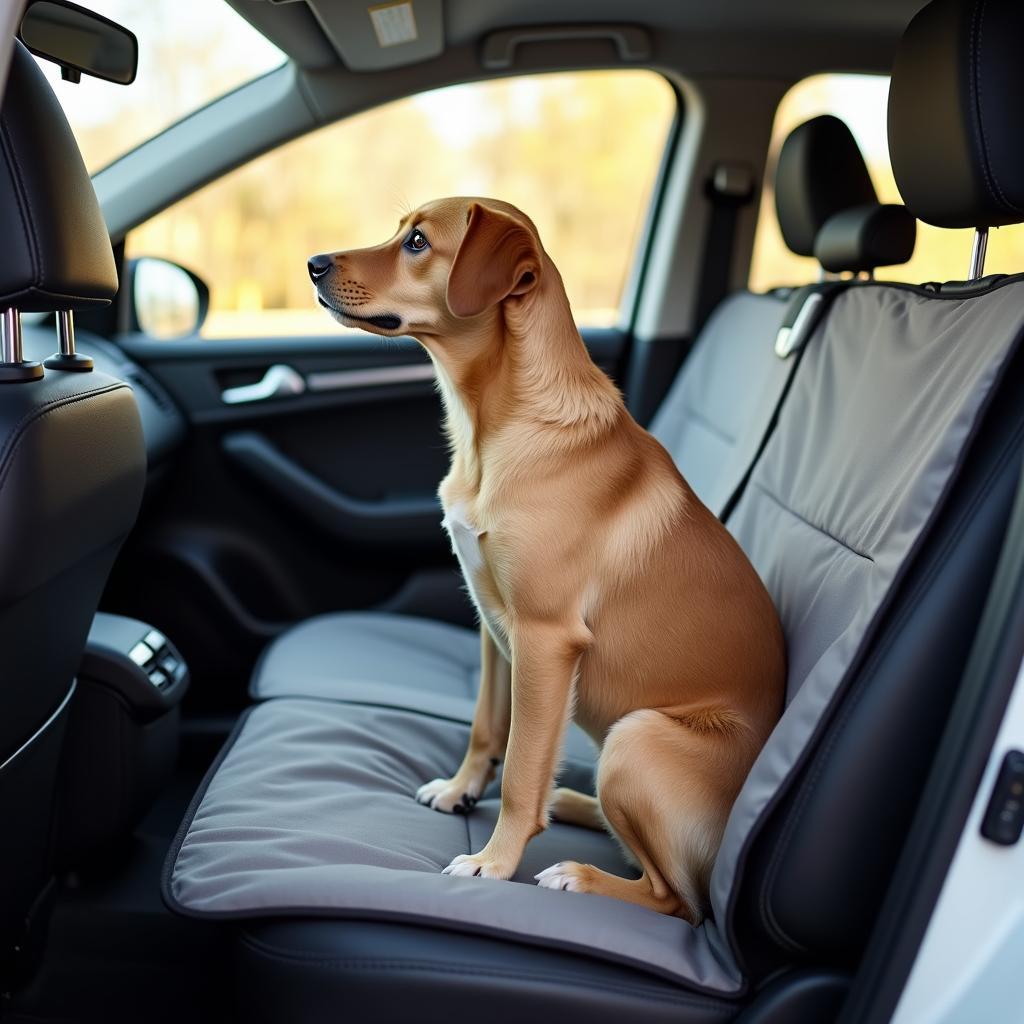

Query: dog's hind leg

[536,707,756,923]
[549,787,605,830]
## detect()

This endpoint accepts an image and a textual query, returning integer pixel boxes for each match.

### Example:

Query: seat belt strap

[718,281,849,522]
[692,162,755,334]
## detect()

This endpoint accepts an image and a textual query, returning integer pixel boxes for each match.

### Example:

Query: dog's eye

[404,228,429,253]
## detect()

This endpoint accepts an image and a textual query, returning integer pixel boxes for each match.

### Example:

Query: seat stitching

[0,384,130,493]
[238,936,736,1009]
[680,405,737,445]
[0,116,41,288]
[750,481,874,562]
[971,0,1021,216]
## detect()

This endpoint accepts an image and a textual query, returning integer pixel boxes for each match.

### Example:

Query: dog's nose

[308,254,334,282]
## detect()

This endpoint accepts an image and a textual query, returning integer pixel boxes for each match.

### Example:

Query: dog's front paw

[415,777,480,814]
[441,852,512,880]
[535,861,587,892]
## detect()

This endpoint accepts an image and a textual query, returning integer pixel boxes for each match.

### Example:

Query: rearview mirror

[19,0,137,85]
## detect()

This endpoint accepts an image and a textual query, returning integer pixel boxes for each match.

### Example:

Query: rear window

[749,73,1024,290]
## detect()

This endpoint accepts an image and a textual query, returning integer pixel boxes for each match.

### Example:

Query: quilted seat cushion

[166,698,742,992]
[251,611,599,783]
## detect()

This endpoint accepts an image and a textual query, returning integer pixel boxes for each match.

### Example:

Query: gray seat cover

[251,611,598,776]
[168,699,738,990]
[167,277,1024,992]
[647,290,791,514]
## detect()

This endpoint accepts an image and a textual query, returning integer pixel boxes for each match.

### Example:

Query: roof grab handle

[480,24,652,70]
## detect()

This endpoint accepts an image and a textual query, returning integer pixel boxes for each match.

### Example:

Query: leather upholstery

[0,40,145,986]
[774,115,877,257]
[0,42,118,311]
[0,371,145,980]
[236,920,737,1024]
[889,0,1024,228]
[814,204,917,274]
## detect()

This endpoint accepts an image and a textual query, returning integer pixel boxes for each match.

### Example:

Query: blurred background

[38,0,1024,339]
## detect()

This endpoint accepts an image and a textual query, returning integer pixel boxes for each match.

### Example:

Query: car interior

[2,0,1024,1021]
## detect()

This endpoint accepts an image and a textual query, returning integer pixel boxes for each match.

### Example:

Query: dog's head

[307,198,543,340]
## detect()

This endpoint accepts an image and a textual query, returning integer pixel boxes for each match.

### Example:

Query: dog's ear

[446,202,540,319]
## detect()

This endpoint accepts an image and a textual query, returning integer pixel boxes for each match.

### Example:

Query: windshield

[32,0,284,173]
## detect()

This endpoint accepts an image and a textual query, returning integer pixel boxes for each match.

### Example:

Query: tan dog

[308,198,785,922]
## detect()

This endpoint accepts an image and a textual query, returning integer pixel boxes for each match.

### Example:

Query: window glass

[126,70,676,337]
[749,74,1024,290]
[34,0,284,173]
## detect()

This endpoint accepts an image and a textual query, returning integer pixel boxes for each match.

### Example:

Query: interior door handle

[221,364,306,405]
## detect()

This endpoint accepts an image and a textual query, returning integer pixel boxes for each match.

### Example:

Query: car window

[749,73,1024,289]
[125,70,676,338]
[34,0,283,174]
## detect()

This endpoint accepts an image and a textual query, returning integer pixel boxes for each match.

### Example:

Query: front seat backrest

[725,0,1024,979]
[0,41,145,985]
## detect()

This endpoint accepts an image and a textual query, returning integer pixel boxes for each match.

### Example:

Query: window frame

[109,65,684,341]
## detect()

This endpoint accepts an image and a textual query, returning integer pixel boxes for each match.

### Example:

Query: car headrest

[889,0,1024,229]
[814,203,917,274]
[774,114,878,258]
[0,42,117,312]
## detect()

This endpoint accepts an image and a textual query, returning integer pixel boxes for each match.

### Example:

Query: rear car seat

[164,2,1024,1020]
[249,114,907,722]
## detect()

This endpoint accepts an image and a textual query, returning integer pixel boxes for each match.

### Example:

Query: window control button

[981,749,1024,846]
[149,670,168,688]
[159,656,178,677]
[144,629,166,652]
[129,641,154,668]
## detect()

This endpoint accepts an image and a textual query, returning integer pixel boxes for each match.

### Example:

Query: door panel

[108,326,626,711]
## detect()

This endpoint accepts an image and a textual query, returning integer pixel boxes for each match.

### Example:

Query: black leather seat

[0,42,146,987]
[165,1,1024,1020]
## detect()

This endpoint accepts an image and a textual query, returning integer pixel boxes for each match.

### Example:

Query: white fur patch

[441,501,512,661]
[535,862,583,892]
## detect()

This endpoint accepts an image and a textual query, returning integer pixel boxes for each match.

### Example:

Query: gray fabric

[710,280,1024,925]
[251,611,598,782]
[171,278,1024,995]
[253,612,480,710]
[169,698,742,991]
[649,290,790,516]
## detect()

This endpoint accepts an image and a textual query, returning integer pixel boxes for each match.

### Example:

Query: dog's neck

[426,258,623,488]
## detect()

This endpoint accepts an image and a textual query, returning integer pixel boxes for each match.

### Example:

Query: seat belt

[718,281,850,522]
[692,162,755,334]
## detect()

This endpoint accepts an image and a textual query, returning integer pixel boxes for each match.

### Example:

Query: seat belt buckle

[775,291,825,359]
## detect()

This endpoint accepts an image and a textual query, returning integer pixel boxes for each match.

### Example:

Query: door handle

[221,364,306,405]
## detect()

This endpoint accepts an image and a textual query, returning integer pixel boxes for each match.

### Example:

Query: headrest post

[58,311,75,355]
[968,227,989,281]
[0,309,44,383]
[44,310,94,373]
[1,308,22,365]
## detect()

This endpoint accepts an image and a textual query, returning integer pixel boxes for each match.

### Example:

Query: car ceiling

[230,0,930,77]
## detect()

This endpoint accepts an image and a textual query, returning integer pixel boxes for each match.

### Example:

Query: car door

[102,70,678,710]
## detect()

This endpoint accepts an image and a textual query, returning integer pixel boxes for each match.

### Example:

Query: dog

[308,198,785,922]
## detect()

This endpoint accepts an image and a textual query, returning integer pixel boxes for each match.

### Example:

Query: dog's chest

[441,501,511,660]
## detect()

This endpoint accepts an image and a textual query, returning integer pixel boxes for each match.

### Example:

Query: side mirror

[127,258,209,340]
[19,0,138,85]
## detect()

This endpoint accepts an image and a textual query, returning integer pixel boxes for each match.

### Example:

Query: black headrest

[814,203,917,274]
[774,114,878,258]
[0,42,117,312]
[889,0,1024,229]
